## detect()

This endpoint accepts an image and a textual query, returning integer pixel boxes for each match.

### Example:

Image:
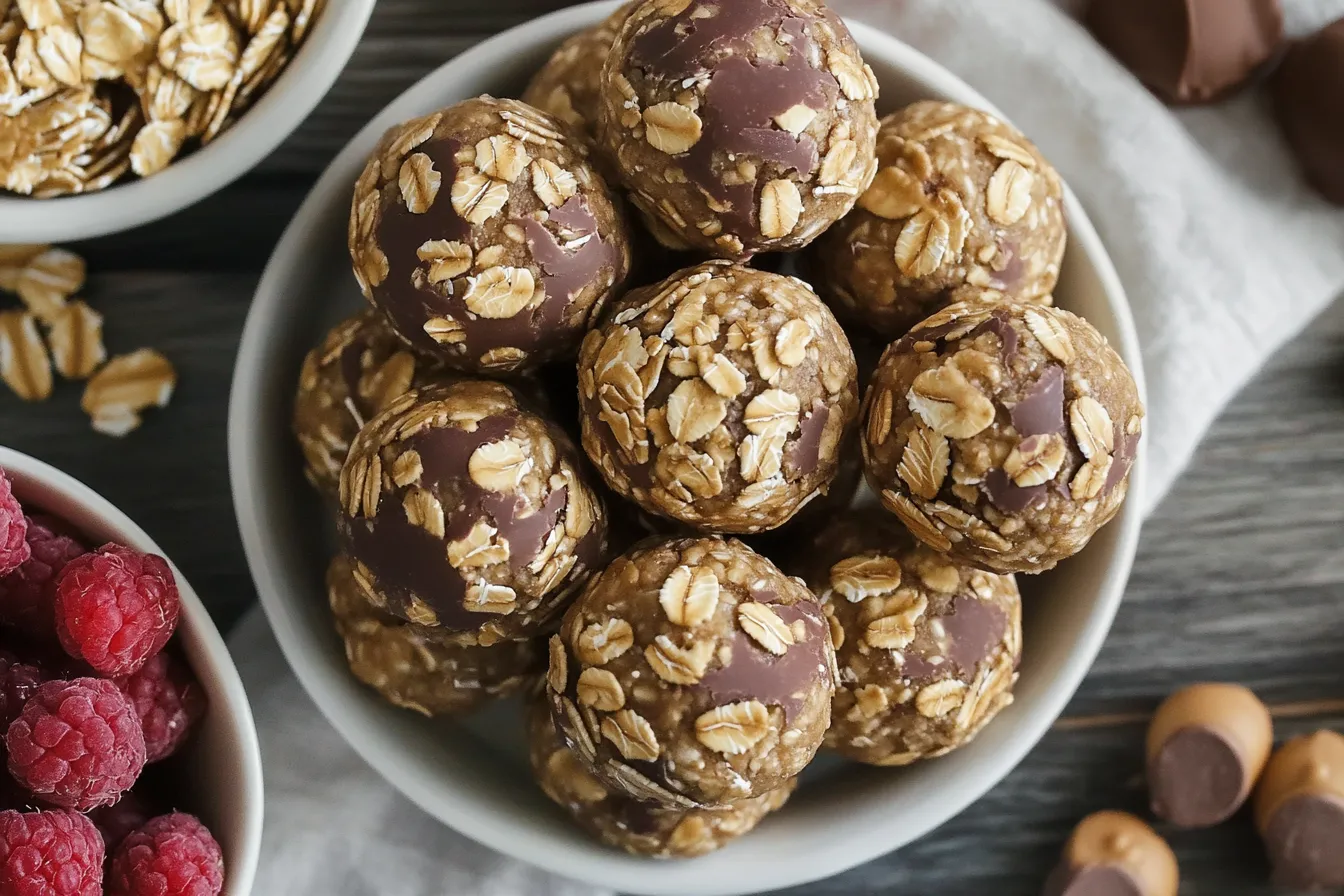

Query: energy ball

[526,698,792,858]
[862,301,1144,574]
[597,0,879,257]
[545,536,835,808]
[578,260,859,534]
[349,96,632,374]
[1146,682,1272,828]
[813,101,1065,338]
[1044,811,1179,896]
[327,555,539,715]
[293,310,449,499]
[523,4,636,146]
[1254,730,1344,891]
[788,509,1020,766]
[338,380,607,646]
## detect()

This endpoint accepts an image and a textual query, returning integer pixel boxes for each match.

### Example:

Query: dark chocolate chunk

[1272,17,1344,205]
[1264,793,1344,890]
[1010,365,1066,438]
[969,312,1020,365]
[942,595,1008,677]
[518,196,620,316]
[1149,725,1247,827]
[696,600,830,723]
[1104,429,1141,495]
[1086,0,1284,105]
[1042,863,1145,896]
[784,401,830,478]
[985,468,1049,514]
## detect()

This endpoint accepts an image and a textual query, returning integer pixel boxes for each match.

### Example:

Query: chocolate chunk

[784,402,830,477]
[942,596,1008,677]
[985,467,1048,514]
[697,601,830,723]
[1149,726,1247,827]
[969,312,1020,365]
[1272,17,1344,205]
[1010,365,1066,438]
[1264,794,1344,890]
[1104,429,1141,495]
[518,197,619,315]
[1043,864,1145,896]
[1086,0,1284,105]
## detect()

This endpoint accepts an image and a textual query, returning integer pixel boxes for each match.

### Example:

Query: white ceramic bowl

[0,0,376,243]
[0,446,263,896]
[229,4,1147,893]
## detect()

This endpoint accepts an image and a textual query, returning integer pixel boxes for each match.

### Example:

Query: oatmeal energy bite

[546,537,835,808]
[523,3,635,146]
[813,101,1066,338]
[578,260,859,534]
[527,698,792,858]
[338,380,607,646]
[349,96,632,374]
[327,555,538,716]
[862,301,1143,574]
[293,310,447,499]
[598,0,879,257]
[788,509,1021,766]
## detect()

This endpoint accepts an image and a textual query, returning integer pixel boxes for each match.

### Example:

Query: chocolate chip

[1104,429,1141,495]
[518,196,620,320]
[1086,0,1283,105]
[1010,364,1065,438]
[984,468,1049,513]
[969,311,1020,365]
[941,595,1008,677]
[1149,725,1248,827]
[784,401,830,478]
[1264,794,1344,890]
[696,600,829,723]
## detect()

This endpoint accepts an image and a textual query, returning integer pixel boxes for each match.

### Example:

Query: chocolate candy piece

[1086,0,1283,104]
[1146,682,1272,828]
[1272,18,1344,205]
[1045,811,1178,896]
[1255,730,1344,890]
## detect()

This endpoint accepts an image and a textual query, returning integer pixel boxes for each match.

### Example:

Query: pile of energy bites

[293,0,1143,860]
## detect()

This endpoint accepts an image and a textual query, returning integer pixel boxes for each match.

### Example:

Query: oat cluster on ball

[338,380,608,646]
[524,4,635,146]
[861,301,1143,573]
[293,310,448,498]
[527,699,792,858]
[578,260,858,534]
[813,101,1066,338]
[597,0,879,257]
[545,537,836,808]
[788,510,1021,765]
[349,96,632,373]
[327,555,539,716]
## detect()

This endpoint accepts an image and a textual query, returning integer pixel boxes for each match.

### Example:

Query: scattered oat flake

[81,348,176,436]
[45,299,105,379]
[0,310,53,401]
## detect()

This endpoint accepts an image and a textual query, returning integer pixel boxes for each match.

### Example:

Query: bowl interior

[0,447,263,896]
[229,4,1145,894]
[0,0,376,243]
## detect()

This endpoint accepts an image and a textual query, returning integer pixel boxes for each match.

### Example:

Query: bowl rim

[0,0,377,244]
[0,445,264,896]
[228,3,1147,893]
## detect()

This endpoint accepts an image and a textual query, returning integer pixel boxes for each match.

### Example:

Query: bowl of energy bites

[0,446,262,896]
[0,0,376,243]
[229,1,1146,892]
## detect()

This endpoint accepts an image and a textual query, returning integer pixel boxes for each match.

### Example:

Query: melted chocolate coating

[1149,726,1247,827]
[1264,793,1344,889]
[628,0,838,242]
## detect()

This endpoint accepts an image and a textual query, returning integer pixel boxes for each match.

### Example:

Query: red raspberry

[0,518,86,643]
[0,808,104,896]
[109,813,223,896]
[5,678,146,811]
[0,650,44,730]
[115,653,206,763]
[88,790,155,851]
[0,473,29,578]
[53,545,180,677]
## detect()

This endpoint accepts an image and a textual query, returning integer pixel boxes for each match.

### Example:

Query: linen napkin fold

[240,0,1344,892]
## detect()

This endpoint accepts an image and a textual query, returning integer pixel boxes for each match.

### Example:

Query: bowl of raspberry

[0,446,261,896]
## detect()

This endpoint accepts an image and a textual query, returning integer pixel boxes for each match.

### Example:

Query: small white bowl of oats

[230,2,1146,894]
[0,0,375,242]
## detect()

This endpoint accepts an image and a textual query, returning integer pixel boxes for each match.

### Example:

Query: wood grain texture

[3,1,1343,892]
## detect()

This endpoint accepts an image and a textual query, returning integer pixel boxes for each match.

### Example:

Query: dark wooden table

[2,2,1343,893]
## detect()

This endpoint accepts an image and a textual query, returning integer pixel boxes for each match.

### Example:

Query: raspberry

[0,473,29,578]
[54,545,180,677]
[115,652,206,763]
[0,808,104,896]
[0,518,86,643]
[0,651,44,730]
[88,790,154,852]
[5,678,146,811]
[109,813,223,896]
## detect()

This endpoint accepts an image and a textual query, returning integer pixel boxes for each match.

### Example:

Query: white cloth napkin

[236,0,1344,892]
